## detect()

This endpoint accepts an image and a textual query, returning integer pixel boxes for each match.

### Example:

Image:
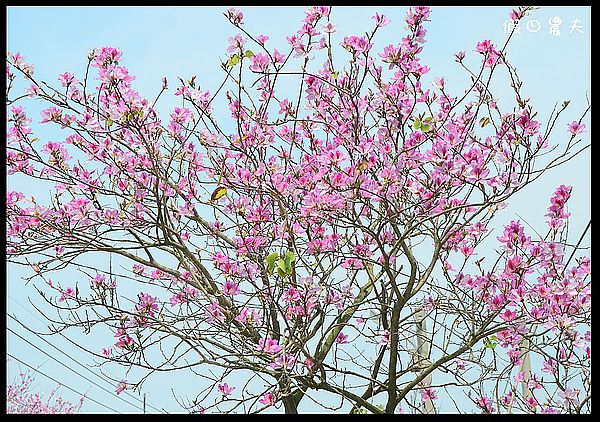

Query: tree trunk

[281,387,305,414]
[283,399,299,414]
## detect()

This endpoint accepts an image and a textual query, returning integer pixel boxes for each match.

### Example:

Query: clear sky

[6,6,591,413]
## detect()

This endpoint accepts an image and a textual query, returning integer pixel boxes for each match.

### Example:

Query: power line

[564,219,591,271]
[7,314,152,412]
[7,294,166,413]
[6,352,122,413]
[7,324,144,412]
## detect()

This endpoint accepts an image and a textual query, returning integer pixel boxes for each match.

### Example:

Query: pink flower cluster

[7,371,84,414]
[545,184,572,229]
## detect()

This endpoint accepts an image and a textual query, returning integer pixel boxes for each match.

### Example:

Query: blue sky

[6,6,591,413]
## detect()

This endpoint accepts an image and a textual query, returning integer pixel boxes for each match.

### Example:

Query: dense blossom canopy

[6,5,590,414]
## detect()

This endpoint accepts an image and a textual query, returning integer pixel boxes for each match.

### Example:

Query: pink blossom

[499,308,518,322]
[405,6,431,26]
[226,8,244,25]
[269,353,296,370]
[455,358,467,371]
[7,371,83,413]
[222,280,241,296]
[342,35,372,55]
[58,72,76,87]
[115,380,127,395]
[567,121,586,136]
[272,48,286,64]
[545,185,572,228]
[476,40,493,53]
[507,348,522,366]
[558,387,580,408]
[378,329,391,346]
[205,301,225,322]
[234,307,261,325]
[256,337,283,354]
[249,53,270,73]
[304,357,316,372]
[513,371,526,383]
[419,386,438,402]
[322,22,337,34]
[54,245,65,257]
[217,382,236,397]
[541,358,557,374]
[58,287,75,302]
[335,332,349,345]
[475,396,494,413]
[259,392,276,406]
[372,13,391,28]
[341,258,364,270]
[525,396,538,410]
[226,33,247,54]
[509,8,525,21]
[115,335,134,350]
[135,292,158,316]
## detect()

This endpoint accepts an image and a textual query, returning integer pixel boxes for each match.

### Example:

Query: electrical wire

[6,352,122,413]
[7,324,144,412]
[7,294,166,413]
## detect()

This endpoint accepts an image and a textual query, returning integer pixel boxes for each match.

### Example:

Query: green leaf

[479,117,490,127]
[228,54,240,67]
[107,118,113,127]
[273,252,295,276]
[277,258,287,273]
[421,123,431,132]
[283,251,295,271]
[266,252,279,275]
[483,337,497,349]
[210,186,228,202]
[413,118,421,130]
[244,50,254,58]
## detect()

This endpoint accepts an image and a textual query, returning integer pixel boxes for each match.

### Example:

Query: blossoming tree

[6,370,84,414]
[6,6,590,414]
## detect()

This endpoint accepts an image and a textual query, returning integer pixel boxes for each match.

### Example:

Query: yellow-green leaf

[210,186,228,202]
[266,252,279,275]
